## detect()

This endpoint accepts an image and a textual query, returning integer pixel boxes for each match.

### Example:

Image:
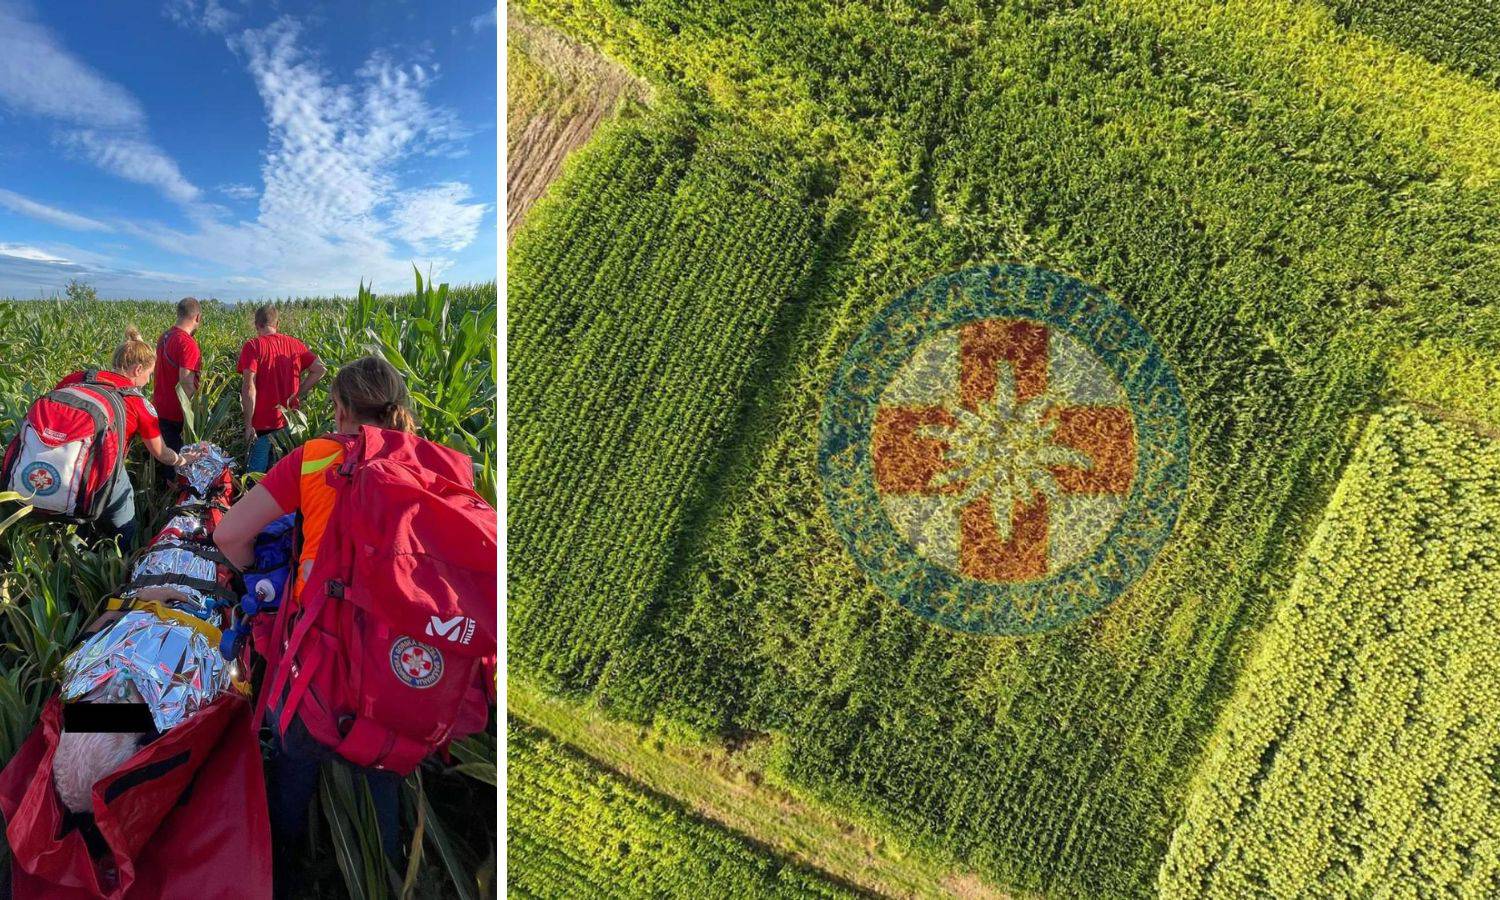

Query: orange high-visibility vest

[293,437,345,600]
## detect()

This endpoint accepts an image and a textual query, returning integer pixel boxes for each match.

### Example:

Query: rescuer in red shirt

[153,297,202,484]
[237,305,327,473]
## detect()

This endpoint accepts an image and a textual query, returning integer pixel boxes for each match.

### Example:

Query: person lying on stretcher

[0,443,275,899]
[48,450,242,815]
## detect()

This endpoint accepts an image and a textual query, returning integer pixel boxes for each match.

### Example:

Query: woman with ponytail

[214,354,421,893]
[53,326,203,548]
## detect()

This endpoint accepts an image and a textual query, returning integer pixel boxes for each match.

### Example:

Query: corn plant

[359,271,497,502]
[319,765,402,900]
[0,492,31,537]
[178,360,245,448]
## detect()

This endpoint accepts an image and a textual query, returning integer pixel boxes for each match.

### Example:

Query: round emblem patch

[21,461,61,497]
[820,264,1189,634]
[390,637,443,688]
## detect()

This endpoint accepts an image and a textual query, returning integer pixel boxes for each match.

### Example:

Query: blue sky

[0,0,498,300]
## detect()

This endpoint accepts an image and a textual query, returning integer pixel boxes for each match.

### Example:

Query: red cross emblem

[872,319,1137,583]
[401,645,434,678]
[27,468,54,492]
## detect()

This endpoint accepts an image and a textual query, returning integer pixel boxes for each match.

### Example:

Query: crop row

[1160,407,1500,897]
[512,0,1500,895]
[507,719,856,898]
[507,115,824,689]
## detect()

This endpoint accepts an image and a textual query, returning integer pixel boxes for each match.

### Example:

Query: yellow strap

[105,597,251,693]
[107,596,223,645]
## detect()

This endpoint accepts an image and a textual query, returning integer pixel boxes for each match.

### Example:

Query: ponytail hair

[112,326,155,373]
[331,355,418,433]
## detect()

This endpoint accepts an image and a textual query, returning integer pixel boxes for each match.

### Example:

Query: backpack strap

[256,438,350,734]
[261,491,349,736]
[256,583,329,735]
[157,331,180,371]
[335,432,365,478]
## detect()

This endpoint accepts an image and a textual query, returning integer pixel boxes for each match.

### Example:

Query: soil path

[507,6,649,242]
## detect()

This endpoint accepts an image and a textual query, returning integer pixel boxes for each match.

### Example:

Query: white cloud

[389,182,487,252]
[116,16,487,294]
[0,242,204,299]
[163,0,240,34]
[0,242,68,262]
[471,6,497,31]
[0,188,113,232]
[0,8,490,298]
[0,1,203,208]
[0,1,144,128]
[62,131,201,204]
[218,182,259,200]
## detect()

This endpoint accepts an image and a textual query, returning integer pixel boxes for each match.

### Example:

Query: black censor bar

[63,702,155,733]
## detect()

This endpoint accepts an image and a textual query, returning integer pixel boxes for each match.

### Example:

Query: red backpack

[260,426,497,775]
[1,370,135,521]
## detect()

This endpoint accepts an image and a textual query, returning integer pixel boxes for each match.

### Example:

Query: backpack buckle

[328,580,345,599]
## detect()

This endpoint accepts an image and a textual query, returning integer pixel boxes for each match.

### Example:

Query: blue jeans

[266,713,402,863]
[156,418,185,487]
[96,468,136,551]
[248,428,289,475]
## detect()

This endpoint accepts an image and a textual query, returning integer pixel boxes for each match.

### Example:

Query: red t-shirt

[56,370,161,444]
[259,445,306,512]
[237,333,318,432]
[152,326,201,422]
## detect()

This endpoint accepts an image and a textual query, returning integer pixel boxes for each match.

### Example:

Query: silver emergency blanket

[157,513,209,542]
[120,541,223,620]
[59,610,232,732]
[177,441,234,496]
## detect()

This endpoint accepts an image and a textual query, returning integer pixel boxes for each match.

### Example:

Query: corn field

[507,0,1500,895]
[0,272,498,899]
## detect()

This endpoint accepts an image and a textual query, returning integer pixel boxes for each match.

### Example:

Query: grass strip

[507,712,867,898]
[508,678,1017,898]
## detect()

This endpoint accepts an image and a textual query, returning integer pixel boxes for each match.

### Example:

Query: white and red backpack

[1,369,137,521]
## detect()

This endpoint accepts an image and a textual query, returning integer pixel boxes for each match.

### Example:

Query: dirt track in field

[510,679,1019,899]
[507,7,649,242]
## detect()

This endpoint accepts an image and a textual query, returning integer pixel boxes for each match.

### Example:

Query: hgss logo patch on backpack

[22,461,61,496]
[390,636,443,689]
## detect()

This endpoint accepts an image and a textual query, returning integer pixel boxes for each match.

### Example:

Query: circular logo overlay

[22,461,61,497]
[390,636,444,689]
[820,264,1189,634]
